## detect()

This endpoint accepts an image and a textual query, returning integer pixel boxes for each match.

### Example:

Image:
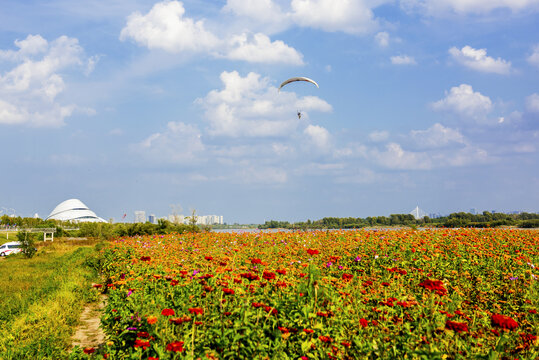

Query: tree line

[1,215,200,239]
[259,212,539,229]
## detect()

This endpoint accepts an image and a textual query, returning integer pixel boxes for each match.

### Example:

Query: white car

[0,241,22,256]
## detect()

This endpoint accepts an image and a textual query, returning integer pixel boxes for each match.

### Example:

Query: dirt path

[72,294,107,349]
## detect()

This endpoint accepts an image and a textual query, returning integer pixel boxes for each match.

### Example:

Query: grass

[0,239,104,359]
[0,231,17,243]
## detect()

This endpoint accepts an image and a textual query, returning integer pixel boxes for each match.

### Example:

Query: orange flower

[147,315,158,324]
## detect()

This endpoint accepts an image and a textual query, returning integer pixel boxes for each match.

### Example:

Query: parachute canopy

[278,77,319,92]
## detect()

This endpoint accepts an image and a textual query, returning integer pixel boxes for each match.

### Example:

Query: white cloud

[375,32,389,47]
[369,130,389,142]
[120,1,303,65]
[526,93,539,113]
[225,33,303,65]
[0,34,93,127]
[120,1,218,53]
[528,44,539,67]
[390,55,416,65]
[449,46,511,74]
[401,0,539,15]
[138,121,205,163]
[291,0,380,34]
[224,0,388,35]
[223,0,289,32]
[198,71,332,137]
[371,142,432,170]
[432,84,492,120]
[304,124,331,150]
[410,123,465,149]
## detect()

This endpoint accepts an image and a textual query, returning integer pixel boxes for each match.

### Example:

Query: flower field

[92,229,538,359]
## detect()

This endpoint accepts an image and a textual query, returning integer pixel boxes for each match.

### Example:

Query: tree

[16,231,37,258]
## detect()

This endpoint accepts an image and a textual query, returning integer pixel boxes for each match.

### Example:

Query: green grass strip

[0,244,102,359]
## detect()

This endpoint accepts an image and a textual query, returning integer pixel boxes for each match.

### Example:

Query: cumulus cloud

[120,1,303,65]
[225,33,303,65]
[198,71,332,137]
[449,46,511,74]
[369,130,389,142]
[374,32,390,47]
[401,0,539,15]
[139,121,205,163]
[223,0,290,33]
[224,0,386,35]
[528,44,539,67]
[432,84,492,120]
[409,123,465,149]
[290,0,380,34]
[120,1,218,53]
[390,55,416,65]
[526,93,539,113]
[371,142,432,170]
[0,34,94,127]
[304,124,331,150]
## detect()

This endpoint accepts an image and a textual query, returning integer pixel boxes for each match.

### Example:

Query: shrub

[16,231,38,258]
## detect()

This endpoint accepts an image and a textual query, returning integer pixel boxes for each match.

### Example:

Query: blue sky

[1,0,538,223]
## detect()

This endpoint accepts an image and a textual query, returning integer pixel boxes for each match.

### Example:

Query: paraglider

[278,77,319,92]
[278,77,319,119]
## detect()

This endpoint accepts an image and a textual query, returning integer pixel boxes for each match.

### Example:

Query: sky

[0,0,538,223]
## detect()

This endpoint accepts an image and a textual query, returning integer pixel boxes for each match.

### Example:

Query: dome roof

[46,199,106,223]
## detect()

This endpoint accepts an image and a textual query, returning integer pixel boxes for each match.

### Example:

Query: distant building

[46,199,106,223]
[168,213,224,225]
[134,211,146,223]
[148,214,156,224]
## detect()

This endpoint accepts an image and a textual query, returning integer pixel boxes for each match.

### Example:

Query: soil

[72,294,107,349]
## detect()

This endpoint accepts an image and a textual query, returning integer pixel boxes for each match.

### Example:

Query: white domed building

[46,199,107,223]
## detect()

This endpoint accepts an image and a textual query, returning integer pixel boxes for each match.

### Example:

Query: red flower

[223,288,235,295]
[137,331,150,338]
[418,279,447,296]
[189,307,204,315]
[170,279,179,286]
[491,314,519,330]
[445,320,468,333]
[140,256,151,262]
[307,249,320,256]
[240,272,260,281]
[529,309,537,314]
[92,284,102,288]
[319,335,332,343]
[161,308,175,316]
[83,347,95,354]
[278,326,290,333]
[263,271,276,281]
[205,256,213,261]
[264,306,278,315]
[134,339,150,350]
[251,258,262,264]
[166,341,185,352]
[342,273,353,281]
[359,318,369,328]
[169,316,191,324]
[303,329,314,334]
[276,269,287,275]
[252,302,265,308]
[341,341,351,348]
[381,282,390,287]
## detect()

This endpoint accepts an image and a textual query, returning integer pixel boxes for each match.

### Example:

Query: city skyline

[1,1,538,223]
